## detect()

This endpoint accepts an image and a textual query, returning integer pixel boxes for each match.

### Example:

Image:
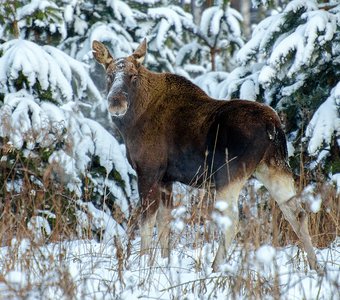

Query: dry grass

[0,147,339,299]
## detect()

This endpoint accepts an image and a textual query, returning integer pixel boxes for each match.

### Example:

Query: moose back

[92,39,319,272]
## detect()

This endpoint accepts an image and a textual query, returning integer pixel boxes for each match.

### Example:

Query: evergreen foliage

[0,0,137,241]
[216,0,340,180]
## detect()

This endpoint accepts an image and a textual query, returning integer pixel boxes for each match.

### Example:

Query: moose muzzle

[107,92,128,117]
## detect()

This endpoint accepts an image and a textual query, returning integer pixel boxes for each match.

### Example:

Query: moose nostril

[108,94,127,103]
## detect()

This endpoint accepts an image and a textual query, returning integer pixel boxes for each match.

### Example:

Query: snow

[0,90,49,148]
[239,79,256,100]
[211,8,224,36]
[106,0,137,29]
[216,63,262,100]
[215,201,229,212]
[200,6,219,37]
[74,16,88,36]
[331,174,340,195]
[285,0,318,13]
[27,216,52,241]
[147,6,190,51]
[306,84,340,157]
[300,184,323,213]
[176,42,200,66]
[82,201,126,239]
[0,40,102,104]
[236,16,273,64]
[77,23,134,61]
[0,90,134,212]
[4,271,28,290]
[211,212,232,231]
[171,206,187,232]
[17,0,58,20]
[199,4,243,49]
[0,237,339,299]
[63,4,74,23]
[256,245,276,265]
[16,0,67,39]
[194,71,229,98]
[264,9,336,79]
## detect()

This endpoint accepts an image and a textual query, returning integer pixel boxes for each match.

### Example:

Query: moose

[92,39,320,272]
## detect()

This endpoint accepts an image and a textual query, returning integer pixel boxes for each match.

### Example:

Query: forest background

[0,0,339,299]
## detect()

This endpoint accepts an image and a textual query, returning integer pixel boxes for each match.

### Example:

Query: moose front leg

[140,183,160,256]
[156,182,173,258]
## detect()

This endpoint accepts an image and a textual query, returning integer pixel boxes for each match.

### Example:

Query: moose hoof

[311,261,324,275]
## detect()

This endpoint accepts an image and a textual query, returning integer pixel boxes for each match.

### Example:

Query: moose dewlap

[92,39,320,273]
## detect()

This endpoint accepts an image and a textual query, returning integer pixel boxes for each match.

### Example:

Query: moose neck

[112,66,211,140]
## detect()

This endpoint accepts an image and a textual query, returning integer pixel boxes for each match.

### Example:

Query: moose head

[92,39,147,117]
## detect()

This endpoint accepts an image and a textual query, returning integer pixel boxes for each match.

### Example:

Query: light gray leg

[157,200,172,258]
[255,163,321,272]
[140,212,157,256]
[212,180,245,272]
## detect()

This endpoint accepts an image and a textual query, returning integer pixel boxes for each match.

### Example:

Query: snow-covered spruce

[0,0,66,41]
[0,90,135,220]
[211,0,340,176]
[0,39,102,105]
[176,3,244,77]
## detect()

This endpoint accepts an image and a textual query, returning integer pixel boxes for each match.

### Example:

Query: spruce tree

[0,0,136,242]
[218,0,340,183]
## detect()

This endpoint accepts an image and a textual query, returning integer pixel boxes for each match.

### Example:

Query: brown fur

[92,39,321,273]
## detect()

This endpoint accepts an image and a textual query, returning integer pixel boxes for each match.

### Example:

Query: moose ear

[92,40,113,68]
[132,38,147,65]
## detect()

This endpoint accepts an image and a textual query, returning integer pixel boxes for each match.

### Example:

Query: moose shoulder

[92,39,320,273]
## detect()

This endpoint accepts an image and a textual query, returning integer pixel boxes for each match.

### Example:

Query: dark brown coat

[92,39,320,273]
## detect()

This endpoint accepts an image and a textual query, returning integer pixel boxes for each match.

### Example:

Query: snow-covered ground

[1,234,339,299]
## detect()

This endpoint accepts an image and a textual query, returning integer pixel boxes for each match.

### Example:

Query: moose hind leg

[255,163,320,272]
[280,197,320,271]
[212,180,245,272]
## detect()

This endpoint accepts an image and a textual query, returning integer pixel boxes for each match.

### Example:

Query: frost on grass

[0,238,339,299]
